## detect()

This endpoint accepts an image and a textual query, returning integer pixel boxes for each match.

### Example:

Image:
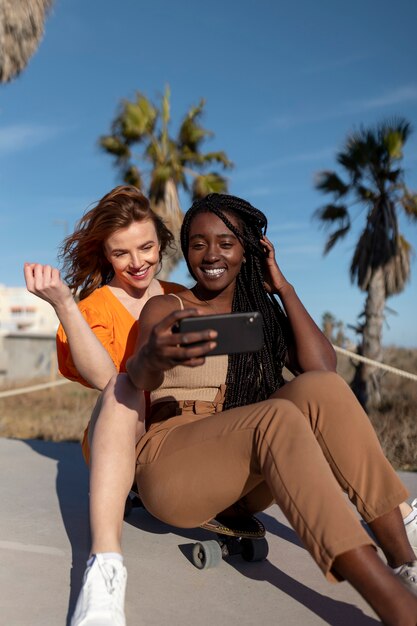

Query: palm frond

[383,236,412,295]
[350,225,412,293]
[350,230,372,290]
[315,171,349,197]
[201,151,233,168]
[323,224,350,255]
[118,94,158,141]
[122,165,143,189]
[0,0,53,83]
[356,184,377,203]
[401,190,417,220]
[379,117,412,147]
[383,129,405,160]
[178,99,212,151]
[192,173,228,199]
[181,147,233,169]
[314,203,349,226]
[385,168,401,183]
[99,135,130,161]
[336,151,361,180]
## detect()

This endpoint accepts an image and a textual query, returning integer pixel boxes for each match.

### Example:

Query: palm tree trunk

[351,268,385,409]
[152,179,184,280]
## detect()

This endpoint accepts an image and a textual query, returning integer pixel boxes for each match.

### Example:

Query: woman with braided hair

[177,193,291,408]
[124,192,417,625]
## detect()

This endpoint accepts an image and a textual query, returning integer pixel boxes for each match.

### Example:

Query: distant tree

[99,85,233,277]
[321,311,348,347]
[0,0,53,83]
[322,311,336,341]
[314,117,417,409]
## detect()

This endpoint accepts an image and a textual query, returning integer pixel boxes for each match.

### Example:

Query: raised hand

[260,236,289,294]
[23,263,73,310]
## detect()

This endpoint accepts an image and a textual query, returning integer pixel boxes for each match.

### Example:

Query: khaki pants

[136,371,408,580]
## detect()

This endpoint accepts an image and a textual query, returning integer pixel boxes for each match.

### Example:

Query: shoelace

[97,559,122,595]
[83,560,124,614]
[400,563,417,584]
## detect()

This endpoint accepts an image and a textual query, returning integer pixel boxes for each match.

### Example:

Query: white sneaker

[395,561,417,597]
[70,554,127,626]
[405,498,417,558]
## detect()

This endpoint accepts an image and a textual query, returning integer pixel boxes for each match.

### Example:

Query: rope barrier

[333,345,417,382]
[0,346,416,398]
[0,378,71,399]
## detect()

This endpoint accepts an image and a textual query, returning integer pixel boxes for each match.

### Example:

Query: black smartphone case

[178,312,263,356]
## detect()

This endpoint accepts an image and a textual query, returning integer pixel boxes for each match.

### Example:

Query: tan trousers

[136,371,408,580]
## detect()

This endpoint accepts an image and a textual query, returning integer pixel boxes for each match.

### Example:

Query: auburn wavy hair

[59,185,175,300]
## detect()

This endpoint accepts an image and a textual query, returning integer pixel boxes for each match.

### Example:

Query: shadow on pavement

[125,507,379,625]
[20,442,380,626]
[24,440,90,626]
[226,560,379,626]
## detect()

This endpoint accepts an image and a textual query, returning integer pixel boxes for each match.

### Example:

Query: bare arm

[24,263,117,390]
[126,296,217,391]
[261,237,337,374]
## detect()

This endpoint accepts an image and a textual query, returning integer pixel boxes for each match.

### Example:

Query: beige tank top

[150,293,228,405]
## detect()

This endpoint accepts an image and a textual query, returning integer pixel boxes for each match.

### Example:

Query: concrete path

[1,437,416,626]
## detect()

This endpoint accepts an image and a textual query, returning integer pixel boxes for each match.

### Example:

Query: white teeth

[130,269,147,276]
[203,268,225,276]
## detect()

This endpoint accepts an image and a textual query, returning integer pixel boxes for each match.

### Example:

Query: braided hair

[180,193,289,410]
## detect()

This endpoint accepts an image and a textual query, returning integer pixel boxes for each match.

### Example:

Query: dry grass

[367,347,417,471]
[0,379,99,442]
[336,346,417,471]
[1,347,416,470]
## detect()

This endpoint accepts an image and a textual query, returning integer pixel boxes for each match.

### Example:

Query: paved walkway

[1,437,416,625]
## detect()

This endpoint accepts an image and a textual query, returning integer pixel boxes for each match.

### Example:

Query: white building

[0,286,59,381]
[0,285,59,335]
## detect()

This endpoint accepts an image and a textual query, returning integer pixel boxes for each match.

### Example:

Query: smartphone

[177,311,264,356]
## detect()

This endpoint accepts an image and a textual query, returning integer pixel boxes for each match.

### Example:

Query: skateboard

[192,513,269,570]
[124,493,269,570]
[124,491,144,517]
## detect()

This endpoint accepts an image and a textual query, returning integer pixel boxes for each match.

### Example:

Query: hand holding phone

[176,311,263,356]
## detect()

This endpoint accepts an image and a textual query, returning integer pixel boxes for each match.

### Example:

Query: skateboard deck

[124,491,144,517]
[193,513,269,569]
[200,512,266,538]
[124,493,269,570]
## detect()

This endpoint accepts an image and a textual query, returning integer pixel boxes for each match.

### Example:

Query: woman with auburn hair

[24,185,184,626]
[25,185,183,458]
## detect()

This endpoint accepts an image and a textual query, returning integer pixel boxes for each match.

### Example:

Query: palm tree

[99,85,233,277]
[314,117,417,408]
[322,311,336,342]
[0,0,53,83]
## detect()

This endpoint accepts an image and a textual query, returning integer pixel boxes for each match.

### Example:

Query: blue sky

[1,0,416,346]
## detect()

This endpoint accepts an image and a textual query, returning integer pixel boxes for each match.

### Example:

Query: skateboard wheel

[192,540,222,569]
[241,537,269,562]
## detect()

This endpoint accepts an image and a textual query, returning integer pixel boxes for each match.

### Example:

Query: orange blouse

[56,281,184,388]
[56,281,184,465]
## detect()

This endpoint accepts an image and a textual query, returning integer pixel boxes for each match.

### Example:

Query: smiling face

[187,210,245,295]
[104,219,161,295]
